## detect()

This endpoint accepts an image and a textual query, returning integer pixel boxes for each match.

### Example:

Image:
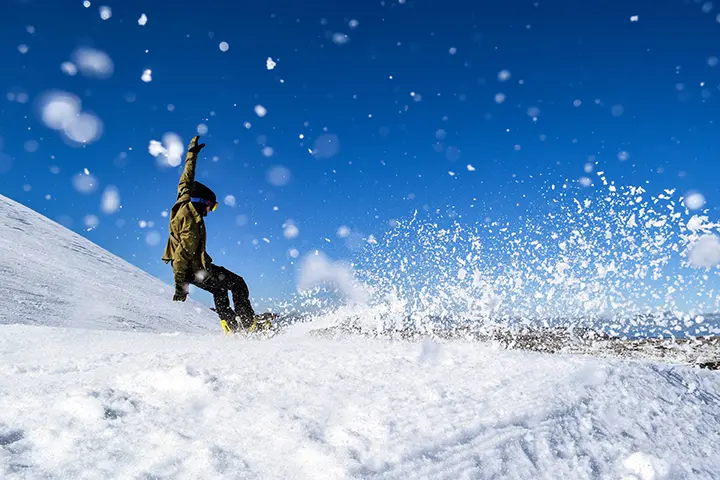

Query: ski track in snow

[0,325,719,479]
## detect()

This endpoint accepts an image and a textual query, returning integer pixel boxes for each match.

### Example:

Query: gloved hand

[173,284,188,302]
[188,135,205,154]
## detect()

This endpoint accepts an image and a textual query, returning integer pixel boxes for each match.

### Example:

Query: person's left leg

[209,266,256,328]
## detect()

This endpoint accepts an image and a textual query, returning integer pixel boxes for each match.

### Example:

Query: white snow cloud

[101,186,120,214]
[297,251,369,303]
[72,47,114,79]
[689,234,720,268]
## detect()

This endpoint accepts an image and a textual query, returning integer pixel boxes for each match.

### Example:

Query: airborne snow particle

[146,231,162,246]
[262,146,274,157]
[63,112,104,144]
[148,133,184,167]
[611,104,625,117]
[497,70,512,82]
[244,122,252,129]
[18,44,29,54]
[449,47,457,55]
[630,15,639,22]
[527,106,540,118]
[584,162,594,173]
[197,123,208,135]
[685,192,706,210]
[349,19,359,29]
[266,165,292,186]
[24,140,39,153]
[254,105,267,117]
[332,33,349,45]
[101,186,120,214]
[72,47,114,79]
[494,92,506,104]
[84,215,99,229]
[311,134,340,158]
[573,99,582,107]
[61,61,78,76]
[579,177,592,187]
[337,226,350,238]
[224,195,236,207]
[38,91,81,130]
[435,129,447,140]
[219,41,230,52]
[138,13,148,26]
[617,151,630,161]
[266,57,277,70]
[141,69,153,83]
[709,56,719,67]
[689,234,720,268]
[283,222,300,239]
[83,1,91,7]
[99,6,112,20]
[289,248,300,258]
[466,164,476,171]
[72,172,98,194]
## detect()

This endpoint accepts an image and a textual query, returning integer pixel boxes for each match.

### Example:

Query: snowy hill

[1,194,720,479]
[0,194,215,333]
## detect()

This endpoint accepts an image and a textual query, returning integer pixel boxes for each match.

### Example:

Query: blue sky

[1,0,720,312]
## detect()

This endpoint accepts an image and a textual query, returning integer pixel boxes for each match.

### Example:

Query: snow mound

[0,195,215,333]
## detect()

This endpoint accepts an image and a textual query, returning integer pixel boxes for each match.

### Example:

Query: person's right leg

[209,266,255,328]
[190,272,238,330]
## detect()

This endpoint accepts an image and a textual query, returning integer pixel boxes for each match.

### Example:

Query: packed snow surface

[0,195,215,333]
[1,325,719,479]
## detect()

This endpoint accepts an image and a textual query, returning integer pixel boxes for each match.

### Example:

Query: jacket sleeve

[172,216,200,289]
[176,148,199,202]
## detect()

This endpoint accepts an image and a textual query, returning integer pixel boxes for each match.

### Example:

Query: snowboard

[219,312,280,337]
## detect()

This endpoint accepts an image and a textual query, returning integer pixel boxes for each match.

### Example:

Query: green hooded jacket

[161,143,213,291]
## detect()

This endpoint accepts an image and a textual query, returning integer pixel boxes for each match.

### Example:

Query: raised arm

[176,136,206,201]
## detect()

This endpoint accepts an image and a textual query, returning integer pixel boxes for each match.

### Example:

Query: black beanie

[190,181,216,204]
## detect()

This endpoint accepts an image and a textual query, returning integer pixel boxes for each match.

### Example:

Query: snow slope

[1,324,719,479]
[1,195,720,479]
[0,194,215,333]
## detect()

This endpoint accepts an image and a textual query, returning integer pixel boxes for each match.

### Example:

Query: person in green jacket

[162,135,255,332]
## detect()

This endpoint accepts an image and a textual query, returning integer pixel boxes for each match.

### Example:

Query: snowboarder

[162,135,256,333]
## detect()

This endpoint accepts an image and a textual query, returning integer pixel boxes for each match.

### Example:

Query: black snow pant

[190,265,255,330]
